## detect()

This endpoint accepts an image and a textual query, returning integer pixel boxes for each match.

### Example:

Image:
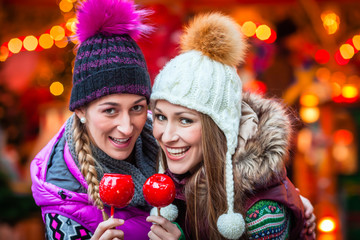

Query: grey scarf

[64,114,158,208]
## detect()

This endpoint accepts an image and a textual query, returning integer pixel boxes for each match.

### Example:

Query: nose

[161,122,179,143]
[116,113,133,135]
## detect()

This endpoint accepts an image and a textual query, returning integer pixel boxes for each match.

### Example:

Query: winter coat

[30,123,152,239]
[167,92,309,239]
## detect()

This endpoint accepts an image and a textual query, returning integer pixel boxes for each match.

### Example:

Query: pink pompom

[75,0,153,43]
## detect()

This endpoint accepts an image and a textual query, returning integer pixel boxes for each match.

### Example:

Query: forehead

[155,100,199,115]
[91,93,146,105]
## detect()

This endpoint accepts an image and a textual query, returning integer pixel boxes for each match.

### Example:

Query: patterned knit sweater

[246,200,290,240]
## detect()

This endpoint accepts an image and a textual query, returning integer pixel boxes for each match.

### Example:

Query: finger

[92,218,124,239]
[295,188,300,193]
[150,223,181,240]
[146,216,173,229]
[306,213,316,227]
[148,229,162,240]
[308,222,316,233]
[99,229,124,240]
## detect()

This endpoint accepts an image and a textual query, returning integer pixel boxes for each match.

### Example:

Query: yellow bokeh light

[8,38,23,54]
[39,34,54,49]
[339,44,355,59]
[50,26,66,41]
[23,35,38,51]
[318,217,336,233]
[342,84,358,98]
[352,35,360,50]
[300,107,320,123]
[59,0,73,12]
[241,21,256,37]
[300,94,319,107]
[66,18,77,33]
[0,46,9,62]
[255,25,271,41]
[50,81,64,96]
[321,12,340,35]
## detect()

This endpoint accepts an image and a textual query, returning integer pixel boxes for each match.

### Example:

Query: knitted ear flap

[150,204,178,222]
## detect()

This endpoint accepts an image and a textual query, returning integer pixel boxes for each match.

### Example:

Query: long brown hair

[160,113,243,239]
[72,115,108,220]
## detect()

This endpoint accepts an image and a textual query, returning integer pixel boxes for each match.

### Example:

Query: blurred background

[0,0,359,239]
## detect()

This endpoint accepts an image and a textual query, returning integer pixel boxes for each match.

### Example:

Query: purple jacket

[30,123,152,239]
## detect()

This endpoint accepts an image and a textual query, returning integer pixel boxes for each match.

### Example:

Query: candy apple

[99,173,135,217]
[143,173,176,208]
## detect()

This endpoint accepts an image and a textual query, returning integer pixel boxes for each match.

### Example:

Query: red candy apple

[143,173,176,208]
[99,173,135,217]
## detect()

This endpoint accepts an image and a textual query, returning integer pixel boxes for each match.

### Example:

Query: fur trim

[75,0,152,43]
[234,92,292,193]
[180,12,247,66]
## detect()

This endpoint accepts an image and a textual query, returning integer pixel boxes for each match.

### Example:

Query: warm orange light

[66,18,77,33]
[50,81,64,96]
[241,21,256,37]
[339,44,355,59]
[50,26,66,41]
[353,35,360,50]
[0,46,9,62]
[23,35,38,51]
[318,217,336,233]
[321,11,339,35]
[255,25,271,41]
[300,107,320,123]
[55,37,69,48]
[316,67,331,82]
[8,38,23,54]
[333,129,353,145]
[39,34,54,49]
[59,0,73,12]
[300,94,319,107]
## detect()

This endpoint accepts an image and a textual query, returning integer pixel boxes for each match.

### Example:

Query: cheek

[152,122,162,141]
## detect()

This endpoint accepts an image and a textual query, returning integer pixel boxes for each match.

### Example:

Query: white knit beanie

[151,12,247,239]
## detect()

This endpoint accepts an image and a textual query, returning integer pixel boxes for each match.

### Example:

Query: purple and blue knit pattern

[69,33,151,111]
[45,213,92,240]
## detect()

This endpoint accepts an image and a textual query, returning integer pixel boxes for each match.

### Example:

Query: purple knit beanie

[69,0,152,111]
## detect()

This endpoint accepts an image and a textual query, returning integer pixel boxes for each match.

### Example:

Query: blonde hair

[72,116,108,220]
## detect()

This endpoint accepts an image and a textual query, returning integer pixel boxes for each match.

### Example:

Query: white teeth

[110,136,129,144]
[166,147,190,156]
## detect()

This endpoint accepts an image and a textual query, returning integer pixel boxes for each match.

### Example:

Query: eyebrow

[99,97,146,106]
[154,107,198,117]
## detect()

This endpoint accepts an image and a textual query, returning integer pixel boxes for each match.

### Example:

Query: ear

[74,108,86,120]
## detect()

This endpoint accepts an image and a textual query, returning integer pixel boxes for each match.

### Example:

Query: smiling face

[152,100,203,174]
[75,94,148,161]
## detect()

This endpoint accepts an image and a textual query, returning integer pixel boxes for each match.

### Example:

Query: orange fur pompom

[181,12,247,67]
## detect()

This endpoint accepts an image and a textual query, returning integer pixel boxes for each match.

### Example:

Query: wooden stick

[157,207,161,217]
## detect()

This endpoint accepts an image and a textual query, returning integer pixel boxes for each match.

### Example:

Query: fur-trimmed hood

[234,91,292,194]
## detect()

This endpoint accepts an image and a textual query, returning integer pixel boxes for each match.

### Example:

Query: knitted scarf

[64,114,158,208]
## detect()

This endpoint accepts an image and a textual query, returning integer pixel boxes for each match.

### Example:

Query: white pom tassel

[217,213,245,239]
[150,204,178,222]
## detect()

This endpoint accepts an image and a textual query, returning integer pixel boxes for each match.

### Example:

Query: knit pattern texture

[246,200,290,240]
[69,34,151,111]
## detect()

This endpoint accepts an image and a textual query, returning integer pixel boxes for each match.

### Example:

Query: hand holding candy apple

[99,173,135,218]
[143,174,176,216]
